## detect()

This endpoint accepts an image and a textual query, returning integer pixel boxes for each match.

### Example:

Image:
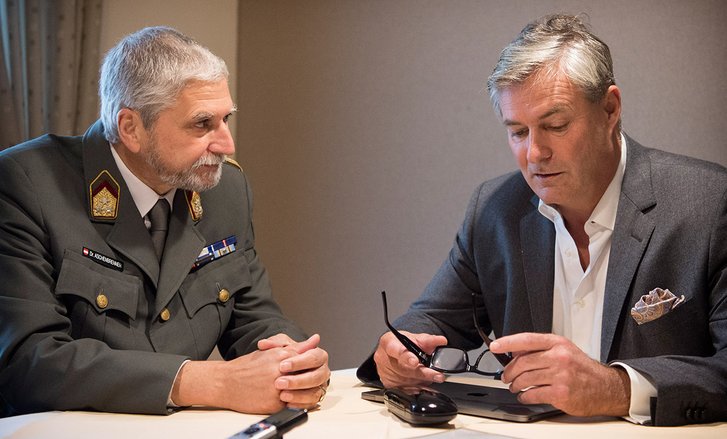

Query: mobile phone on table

[228,407,308,438]
[362,387,457,426]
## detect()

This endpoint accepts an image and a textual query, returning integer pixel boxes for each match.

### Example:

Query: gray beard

[144,141,225,192]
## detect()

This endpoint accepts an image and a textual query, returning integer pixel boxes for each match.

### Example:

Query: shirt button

[575,299,585,308]
[96,293,109,309]
[218,288,230,303]
[160,308,171,322]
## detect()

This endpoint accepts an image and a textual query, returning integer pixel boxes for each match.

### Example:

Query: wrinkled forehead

[169,80,234,113]
[498,73,583,122]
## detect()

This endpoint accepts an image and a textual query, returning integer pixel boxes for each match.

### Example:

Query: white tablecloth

[1,369,724,438]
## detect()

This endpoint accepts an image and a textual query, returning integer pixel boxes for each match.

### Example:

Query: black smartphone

[228,407,308,438]
[384,387,457,426]
[362,387,457,426]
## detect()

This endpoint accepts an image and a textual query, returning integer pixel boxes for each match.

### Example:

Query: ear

[116,108,147,154]
[603,85,621,132]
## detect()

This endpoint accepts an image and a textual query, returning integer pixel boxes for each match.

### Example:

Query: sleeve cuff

[612,362,657,425]
[167,359,191,408]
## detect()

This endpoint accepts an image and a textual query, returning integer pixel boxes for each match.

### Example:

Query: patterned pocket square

[630,287,685,325]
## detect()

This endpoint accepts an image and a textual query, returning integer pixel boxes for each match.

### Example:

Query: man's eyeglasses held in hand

[381,291,511,379]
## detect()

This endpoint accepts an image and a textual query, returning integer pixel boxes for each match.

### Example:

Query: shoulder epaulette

[224,157,243,173]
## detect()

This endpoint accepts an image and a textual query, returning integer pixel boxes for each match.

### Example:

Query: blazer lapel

[520,195,556,333]
[154,190,205,312]
[601,138,656,362]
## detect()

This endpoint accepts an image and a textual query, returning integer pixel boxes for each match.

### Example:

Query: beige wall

[237,0,727,369]
[100,0,239,139]
[101,1,727,370]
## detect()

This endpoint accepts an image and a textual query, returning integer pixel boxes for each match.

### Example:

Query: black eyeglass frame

[381,290,511,379]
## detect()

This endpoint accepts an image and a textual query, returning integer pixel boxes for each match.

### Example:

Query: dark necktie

[148,198,170,262]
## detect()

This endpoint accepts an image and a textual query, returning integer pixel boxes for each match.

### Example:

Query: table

[1,369,724,438]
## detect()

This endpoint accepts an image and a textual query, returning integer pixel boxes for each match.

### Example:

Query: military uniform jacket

[358,137,727,426]
[0,121,307,416]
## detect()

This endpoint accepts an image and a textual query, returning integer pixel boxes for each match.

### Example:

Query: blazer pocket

[55,249,141,319]
[634,297,697,338]
[178,249,252,319]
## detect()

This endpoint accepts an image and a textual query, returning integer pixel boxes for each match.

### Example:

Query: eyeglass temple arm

[381,291,431,365]
[471,293,512,367]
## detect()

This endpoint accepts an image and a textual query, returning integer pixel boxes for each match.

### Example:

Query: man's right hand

[373,331,448,388]
[171,346,299,414]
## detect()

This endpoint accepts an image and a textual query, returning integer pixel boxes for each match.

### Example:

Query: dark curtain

[0,0,103,150]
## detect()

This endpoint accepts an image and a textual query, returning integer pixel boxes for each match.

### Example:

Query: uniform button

[160,308,171,321]
[96,293,109,309]
[218,288,230,303]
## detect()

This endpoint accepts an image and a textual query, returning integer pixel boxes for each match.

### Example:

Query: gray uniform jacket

[357,136,727,426]
[0,121,307,416]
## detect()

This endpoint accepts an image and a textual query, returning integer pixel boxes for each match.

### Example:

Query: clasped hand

[257,333,331,410]
[172,333,329,414]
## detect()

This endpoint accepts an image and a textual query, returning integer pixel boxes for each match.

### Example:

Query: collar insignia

[185,191,203,222]
[89,170,120,220]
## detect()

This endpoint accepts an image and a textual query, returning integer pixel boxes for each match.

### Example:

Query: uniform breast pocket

[178,250,253,344]
[55,249,142,342]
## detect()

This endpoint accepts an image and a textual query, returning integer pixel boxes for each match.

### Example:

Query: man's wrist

[608,365,632,417]
[611,362,658,424]
[171,360,225,408]
[168,359,191,407]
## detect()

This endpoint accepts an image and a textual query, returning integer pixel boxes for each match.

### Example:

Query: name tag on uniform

[192,235,237,271]
[83,247,124,271]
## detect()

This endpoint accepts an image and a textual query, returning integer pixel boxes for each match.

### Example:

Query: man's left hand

[490,332,630,417]
[258,333,331,409]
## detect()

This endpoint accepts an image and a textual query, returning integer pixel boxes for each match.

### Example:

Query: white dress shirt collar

[109,145,176,218]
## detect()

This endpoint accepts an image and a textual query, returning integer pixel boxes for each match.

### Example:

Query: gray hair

[99,26,229,143]
[487,14,615,117]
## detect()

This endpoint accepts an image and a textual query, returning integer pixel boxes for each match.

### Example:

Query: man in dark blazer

[358,15,726,426]
[0,27,329,416]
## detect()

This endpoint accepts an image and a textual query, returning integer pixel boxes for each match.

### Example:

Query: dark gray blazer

[0,121,307,416]
[358,136,727,426]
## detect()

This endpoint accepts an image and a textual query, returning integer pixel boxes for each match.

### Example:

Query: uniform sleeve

[0,153,186,416]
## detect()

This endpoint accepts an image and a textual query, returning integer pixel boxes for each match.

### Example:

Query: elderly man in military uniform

[0,27,329,416]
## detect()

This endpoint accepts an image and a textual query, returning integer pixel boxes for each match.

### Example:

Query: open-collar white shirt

[536,135,655,424]
[537,137,626,360]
